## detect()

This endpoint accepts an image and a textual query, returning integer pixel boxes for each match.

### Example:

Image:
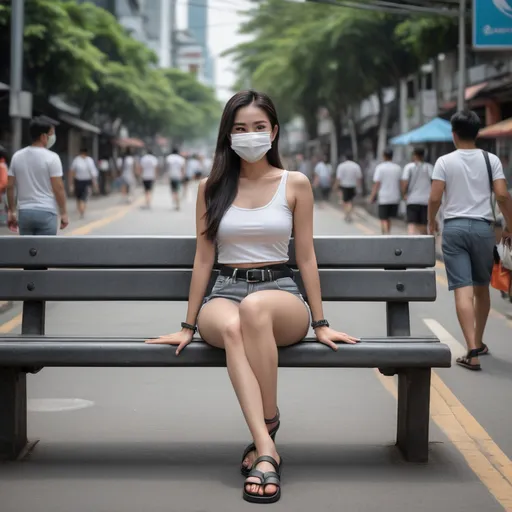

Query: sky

[177,0,253,102]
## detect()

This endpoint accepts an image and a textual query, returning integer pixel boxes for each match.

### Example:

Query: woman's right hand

[145,329,194,356]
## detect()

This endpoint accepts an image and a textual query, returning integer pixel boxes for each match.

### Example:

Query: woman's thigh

[240,290,310,346]
[197,298,241,348]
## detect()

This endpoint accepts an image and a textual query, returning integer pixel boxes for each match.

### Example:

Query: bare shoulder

[287,170,311,191]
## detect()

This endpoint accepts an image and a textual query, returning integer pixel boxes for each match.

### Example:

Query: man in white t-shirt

[7,116,68,235]
[429,110,512,371]
[140,150,159,209]
[166,148,185,210]
[313,155,332,207]
[369,148,402,234]
[69,148,98,219]
[335,153,362,222]
[401,147,433,235]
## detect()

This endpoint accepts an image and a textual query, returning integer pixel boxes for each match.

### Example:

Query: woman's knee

[221,317,244,348]
[239,294,271,330]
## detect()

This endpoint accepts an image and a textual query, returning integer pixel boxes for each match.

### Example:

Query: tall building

[187,0,215,87]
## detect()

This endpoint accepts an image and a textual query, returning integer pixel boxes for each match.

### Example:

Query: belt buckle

[246,269,265,283]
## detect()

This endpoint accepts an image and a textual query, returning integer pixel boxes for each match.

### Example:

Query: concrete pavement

[1,182,511,511]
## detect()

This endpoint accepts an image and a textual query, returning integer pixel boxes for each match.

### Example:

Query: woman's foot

[241,409,280,474]
[244,449,281,500]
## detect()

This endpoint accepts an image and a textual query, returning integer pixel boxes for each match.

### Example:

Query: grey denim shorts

[442,218,496,291]
[201,273,311,318]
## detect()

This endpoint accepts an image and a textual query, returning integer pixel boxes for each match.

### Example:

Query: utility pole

[160,0,171,68]
[170,0,178,68]
[10,0,25,152]
[457,0,467,111]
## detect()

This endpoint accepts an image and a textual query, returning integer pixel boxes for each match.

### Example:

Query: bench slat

[0,269,437,302]
[0,236,436,269]
[0,338,451,368]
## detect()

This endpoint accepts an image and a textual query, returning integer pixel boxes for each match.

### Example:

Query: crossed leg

[197,290,309,497]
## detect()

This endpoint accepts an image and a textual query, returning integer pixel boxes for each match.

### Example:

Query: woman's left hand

[314,326,359,351]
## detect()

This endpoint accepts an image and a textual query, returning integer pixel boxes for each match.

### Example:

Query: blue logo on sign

[493,0,512,19]
[474,0,512,49]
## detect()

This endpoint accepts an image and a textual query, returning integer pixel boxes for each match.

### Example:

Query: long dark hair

[203,90,283,241]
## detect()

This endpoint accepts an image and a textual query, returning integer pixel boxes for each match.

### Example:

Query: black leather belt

[219,265,294,283]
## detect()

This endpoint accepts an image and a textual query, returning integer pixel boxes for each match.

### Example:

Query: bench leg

[0,369,27,460]
[396,368,431,463]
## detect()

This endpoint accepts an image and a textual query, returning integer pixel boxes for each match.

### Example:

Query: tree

[0,0,220,143]
[226,1,420,156]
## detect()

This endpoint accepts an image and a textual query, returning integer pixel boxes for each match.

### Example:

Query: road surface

[1,182,511,512]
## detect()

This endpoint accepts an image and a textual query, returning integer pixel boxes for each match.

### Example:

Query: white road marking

[27,398,95,412]
[422,318,466,363]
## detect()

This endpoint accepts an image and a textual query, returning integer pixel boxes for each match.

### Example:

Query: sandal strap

[265,407,280,425]
[253,455,280,472]
[467,349,481,358]
[246,469,265,483]
[263,472,281,487]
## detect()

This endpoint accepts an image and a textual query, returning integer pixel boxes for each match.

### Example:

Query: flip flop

[243,455,282,504]
[456,349,482,371]
[240,408,280,477]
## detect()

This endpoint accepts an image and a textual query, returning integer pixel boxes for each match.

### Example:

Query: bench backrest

[0,236,436,337]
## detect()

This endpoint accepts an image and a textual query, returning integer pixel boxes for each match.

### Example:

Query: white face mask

[46,133,56,149]
[231,132,272,163]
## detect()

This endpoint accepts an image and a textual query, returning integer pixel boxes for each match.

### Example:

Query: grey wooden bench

[0,235,450,463]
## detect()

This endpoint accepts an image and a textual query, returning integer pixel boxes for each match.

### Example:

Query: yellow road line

[0,197,143,334]
[375,369,512,510]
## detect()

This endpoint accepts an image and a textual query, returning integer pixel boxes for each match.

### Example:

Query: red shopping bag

[491,262,511,293]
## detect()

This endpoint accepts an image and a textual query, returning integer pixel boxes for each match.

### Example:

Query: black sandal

[456,349,482,371]
[243,455,282,504]
[476,344,490,356]
[240,408,280,477]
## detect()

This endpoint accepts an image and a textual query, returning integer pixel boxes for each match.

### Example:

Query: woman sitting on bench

[147,90,358,504]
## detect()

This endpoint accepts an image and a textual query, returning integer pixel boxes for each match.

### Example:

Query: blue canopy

[390,117,453,145]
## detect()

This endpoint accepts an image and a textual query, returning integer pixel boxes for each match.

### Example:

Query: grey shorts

[201,273,311,319]
[442,218,496,291]
[18,209,58,236]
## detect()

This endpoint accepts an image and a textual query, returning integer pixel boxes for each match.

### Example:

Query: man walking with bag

[428,110,512,371]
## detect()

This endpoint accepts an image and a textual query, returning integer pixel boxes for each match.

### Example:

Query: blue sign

[473,0,512,49]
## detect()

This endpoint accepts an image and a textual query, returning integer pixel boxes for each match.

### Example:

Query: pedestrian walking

[313,154,332,207]
[139,149,159,209]
[428,110,512,371]
[401,147,433,235]
[0,146,8,225]
[69,147,98,219]
[146,90,358,504]
[166,148,186,210]
[335,153,362,222]
[369,148,402,234]
[6,116,68,235]
[120,148,137,203]
[97,155,111,195]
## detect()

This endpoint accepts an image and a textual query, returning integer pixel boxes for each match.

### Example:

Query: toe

[265,484,277,496]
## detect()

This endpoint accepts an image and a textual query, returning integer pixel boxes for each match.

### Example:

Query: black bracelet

[311,319,330,329]
[181,322,197,334]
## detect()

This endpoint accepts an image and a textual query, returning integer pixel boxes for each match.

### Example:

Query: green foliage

[227,0,451,141]
[0,0,219,142]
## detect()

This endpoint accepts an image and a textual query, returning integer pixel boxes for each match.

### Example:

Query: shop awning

[115,137,145,149]
[440,82,489,110]
[479,117,512,138]
[59,113,101,135]
[390,117,453,145]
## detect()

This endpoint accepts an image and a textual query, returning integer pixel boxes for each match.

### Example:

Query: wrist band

[181,322,197,334]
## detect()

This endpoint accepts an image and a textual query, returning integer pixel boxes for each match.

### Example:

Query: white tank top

[217,171,293,264]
